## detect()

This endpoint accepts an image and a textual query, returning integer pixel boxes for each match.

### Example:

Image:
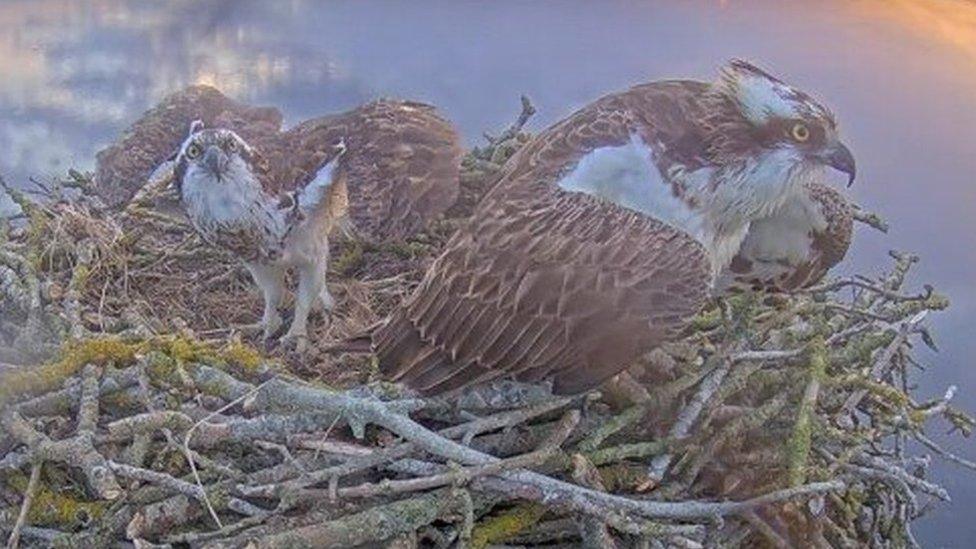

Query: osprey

[361,60,857,396]
[167,97,461,348]
[720,181,853,293]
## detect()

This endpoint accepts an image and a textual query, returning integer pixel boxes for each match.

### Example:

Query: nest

[0,101,972,548]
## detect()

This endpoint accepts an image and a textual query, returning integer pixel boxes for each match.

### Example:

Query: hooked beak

[823,142,856,187]
[202,146,227,181]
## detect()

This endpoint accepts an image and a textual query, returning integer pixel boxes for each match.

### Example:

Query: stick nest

[0,100,972,548]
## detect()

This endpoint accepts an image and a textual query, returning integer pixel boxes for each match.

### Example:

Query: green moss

[331,241,366,276]
[145,336,271,381]
[470,503,547,549]
[785,337,827,487]
[688,306,721,332]
[827,375,912,412]
[0,337,140,407]
[839,331,896,368]
[68,263,90,292]
[7,472,106,528]
[0,335,271,407]
[220,341,266,373]
[597,462,655,492]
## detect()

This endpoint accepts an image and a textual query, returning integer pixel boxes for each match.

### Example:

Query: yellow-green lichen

[219,340,266,373]
[0,335,272,407]
[785,337,827,487]
[7,472,106,528]
[470,503,547,549]
[0,337,140,407]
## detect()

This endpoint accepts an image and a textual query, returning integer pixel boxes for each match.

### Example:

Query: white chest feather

[181,165,266,224]
[555,134,814,281]
[736,188,826,266]
[179,163,285,251]
[556,134,706,243]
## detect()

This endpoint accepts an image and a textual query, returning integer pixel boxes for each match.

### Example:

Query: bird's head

[703,59,855,187]
[173,121,258,190]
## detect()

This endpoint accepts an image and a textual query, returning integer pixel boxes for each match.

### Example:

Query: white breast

[180,161,285,250]
[556,133,706,243]
[737,188,826,265]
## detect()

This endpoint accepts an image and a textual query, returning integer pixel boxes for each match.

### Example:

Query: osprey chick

[366,60,857,396]
[169,99,462,349]
[721,181,854,293]
[173,123,344,349]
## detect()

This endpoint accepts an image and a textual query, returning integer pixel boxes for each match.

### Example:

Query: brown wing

[94,85,283,208]
[373,84,712,396]
[722,182,853,293]
[268,100,462,241]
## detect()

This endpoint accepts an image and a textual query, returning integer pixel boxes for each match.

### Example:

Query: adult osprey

[364,60,857,396]
[162,94,461,348]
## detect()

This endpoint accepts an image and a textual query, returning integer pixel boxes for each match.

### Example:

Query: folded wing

[374,84,712,396]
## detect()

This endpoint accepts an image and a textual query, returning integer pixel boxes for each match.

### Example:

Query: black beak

[824,142,856,187]
[203,146,224,179]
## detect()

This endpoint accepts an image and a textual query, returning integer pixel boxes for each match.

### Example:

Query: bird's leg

[244,262,285,340]
[316,284,336,313]
[282,259,327,352]
[311,241,335,313]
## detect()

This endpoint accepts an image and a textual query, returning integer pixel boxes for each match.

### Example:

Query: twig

[914,433,976,473]
[786,339,826,486]
[648,357,733,481]
[485,95,536,145]
[852,207,889,233]
[77,364,101,434]
[315,447,555,501]
[1,410,121,500]
[6,461,41,549]
[183,379,272,529]
[837,313,926,422]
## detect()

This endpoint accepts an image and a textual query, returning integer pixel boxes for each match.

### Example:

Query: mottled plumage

[364,60,856,396]
[153,88,461,348]
[720,182,854,293]
[99,86,462,241]
[96,86,283,209]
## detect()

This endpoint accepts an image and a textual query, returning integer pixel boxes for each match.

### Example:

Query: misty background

[0,1,973,544]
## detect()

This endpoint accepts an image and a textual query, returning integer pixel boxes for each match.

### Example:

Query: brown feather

[97,90,462,241]
[95,85,283,208]
[372,82,714,396]
[272,100,462,241]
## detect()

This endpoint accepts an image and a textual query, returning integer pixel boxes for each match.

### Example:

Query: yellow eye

[186,143,202,159]
[791,123,810,142]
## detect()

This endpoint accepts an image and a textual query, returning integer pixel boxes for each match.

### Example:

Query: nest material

[0,100,973,548]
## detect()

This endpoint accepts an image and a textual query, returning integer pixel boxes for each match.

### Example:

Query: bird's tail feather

[321,320,382,354]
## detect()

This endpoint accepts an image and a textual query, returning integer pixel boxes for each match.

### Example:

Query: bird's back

[270,100,463,241]
[373,81,714,396]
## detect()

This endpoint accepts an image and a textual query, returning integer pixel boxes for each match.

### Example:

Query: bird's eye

[791,123,810,143]
[225,139,238,153]
[186,143,202,159]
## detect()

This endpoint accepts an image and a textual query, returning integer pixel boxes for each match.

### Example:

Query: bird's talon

[281,332,310,354]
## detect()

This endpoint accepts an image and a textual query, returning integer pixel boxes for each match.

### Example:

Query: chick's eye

[225,139,238,153]
[186,143,202,159]
[791,123,810,143]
